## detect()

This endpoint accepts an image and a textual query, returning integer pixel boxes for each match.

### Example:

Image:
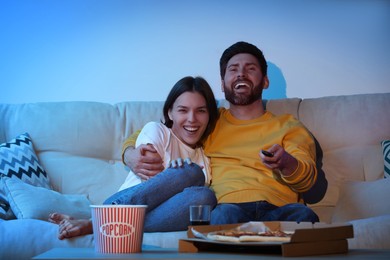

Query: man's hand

[259,144,298,177]
[123,144,164,180]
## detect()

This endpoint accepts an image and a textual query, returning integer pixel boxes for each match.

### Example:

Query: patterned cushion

[382,140,390,178]
[0,133,51,211]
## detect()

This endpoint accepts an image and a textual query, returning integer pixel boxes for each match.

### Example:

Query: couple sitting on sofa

[49,41,319,240]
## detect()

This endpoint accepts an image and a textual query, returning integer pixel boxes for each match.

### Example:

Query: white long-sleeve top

[118,122,211,191]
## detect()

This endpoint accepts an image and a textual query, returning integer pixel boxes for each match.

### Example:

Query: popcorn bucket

[90,205,147,253]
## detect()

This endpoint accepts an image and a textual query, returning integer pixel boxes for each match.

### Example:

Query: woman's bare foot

[48,213,74,224]
[48,213,93,240]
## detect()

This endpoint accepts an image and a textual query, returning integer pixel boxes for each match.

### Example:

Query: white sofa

[1,93,389,259]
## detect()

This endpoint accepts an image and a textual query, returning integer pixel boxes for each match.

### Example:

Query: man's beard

[223,81,263,106]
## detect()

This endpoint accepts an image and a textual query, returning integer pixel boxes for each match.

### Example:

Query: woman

[49,76,219,239]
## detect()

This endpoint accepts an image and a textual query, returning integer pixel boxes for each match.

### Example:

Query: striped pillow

[382,140,390,179]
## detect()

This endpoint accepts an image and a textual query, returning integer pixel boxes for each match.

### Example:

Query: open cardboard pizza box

[179,221,354,257]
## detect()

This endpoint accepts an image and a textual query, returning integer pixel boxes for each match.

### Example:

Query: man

[123,41,319,224]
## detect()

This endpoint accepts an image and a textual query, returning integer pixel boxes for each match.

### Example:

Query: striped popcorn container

[90,205,147,253]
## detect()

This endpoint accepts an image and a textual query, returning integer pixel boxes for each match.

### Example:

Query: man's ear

[221,80,225,93]
[262,76,270,89]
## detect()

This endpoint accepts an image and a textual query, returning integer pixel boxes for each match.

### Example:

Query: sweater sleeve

[121,129,141,164]
[279,120,318,193]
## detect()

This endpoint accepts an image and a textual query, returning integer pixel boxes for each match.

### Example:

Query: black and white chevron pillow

[382,140,390,179]
[0,133,51,211]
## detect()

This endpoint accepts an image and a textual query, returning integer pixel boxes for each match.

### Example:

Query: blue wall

[1,0,389,103]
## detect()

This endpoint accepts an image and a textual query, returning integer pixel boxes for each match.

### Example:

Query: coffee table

[33,246,390,259]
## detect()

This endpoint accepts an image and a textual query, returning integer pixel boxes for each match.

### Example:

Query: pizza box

[178,221,354,257]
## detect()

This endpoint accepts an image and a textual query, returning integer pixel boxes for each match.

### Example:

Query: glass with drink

[189,205,211,226]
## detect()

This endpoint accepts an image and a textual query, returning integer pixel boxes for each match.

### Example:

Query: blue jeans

[104,162,217,232]
[211,201,319,224]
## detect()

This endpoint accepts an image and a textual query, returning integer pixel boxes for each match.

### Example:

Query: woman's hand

[168,157,193,168]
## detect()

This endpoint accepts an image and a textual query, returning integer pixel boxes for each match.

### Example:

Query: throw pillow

[0,133,51,210]
[332,178,390,223]
[382,140,390,178]
[2,177,91,220]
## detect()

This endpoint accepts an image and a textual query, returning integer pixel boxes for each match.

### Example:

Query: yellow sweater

[204,108,317,206]
[123,108,317,206]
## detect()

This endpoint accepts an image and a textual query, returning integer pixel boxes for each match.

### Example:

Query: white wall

[1,0,389,104]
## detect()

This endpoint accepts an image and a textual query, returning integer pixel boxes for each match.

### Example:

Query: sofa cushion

[0,133,51,213]
[348,215,390,249]
[0,218,94,260]
[143,231,187,248]
[2,177,91,220]
[332,178,390,223]
[382,140,390,178]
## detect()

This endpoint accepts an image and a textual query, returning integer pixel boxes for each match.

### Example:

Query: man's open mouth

[234,82,251,89]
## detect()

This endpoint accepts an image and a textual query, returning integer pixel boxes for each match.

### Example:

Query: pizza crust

[207,234,240,243]
[206,229,293,243]
[239,235,291,242]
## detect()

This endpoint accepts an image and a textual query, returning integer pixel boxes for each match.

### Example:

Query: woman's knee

[163,162,205,186]
[199,187,217,206]
[183,186,217,206]
[184,162,205,185]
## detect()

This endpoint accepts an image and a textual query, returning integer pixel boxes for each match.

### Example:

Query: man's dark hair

[219,41,268,79]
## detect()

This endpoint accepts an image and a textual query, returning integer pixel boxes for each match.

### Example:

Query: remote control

[261,150,274,157]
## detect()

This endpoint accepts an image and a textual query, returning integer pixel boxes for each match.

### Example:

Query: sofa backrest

[1,93,389,222]
[297,94,389,219]
[0,101,165,204]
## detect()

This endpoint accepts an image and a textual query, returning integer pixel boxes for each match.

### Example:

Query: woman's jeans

[104,162,217,232]
[211,201,319,225]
